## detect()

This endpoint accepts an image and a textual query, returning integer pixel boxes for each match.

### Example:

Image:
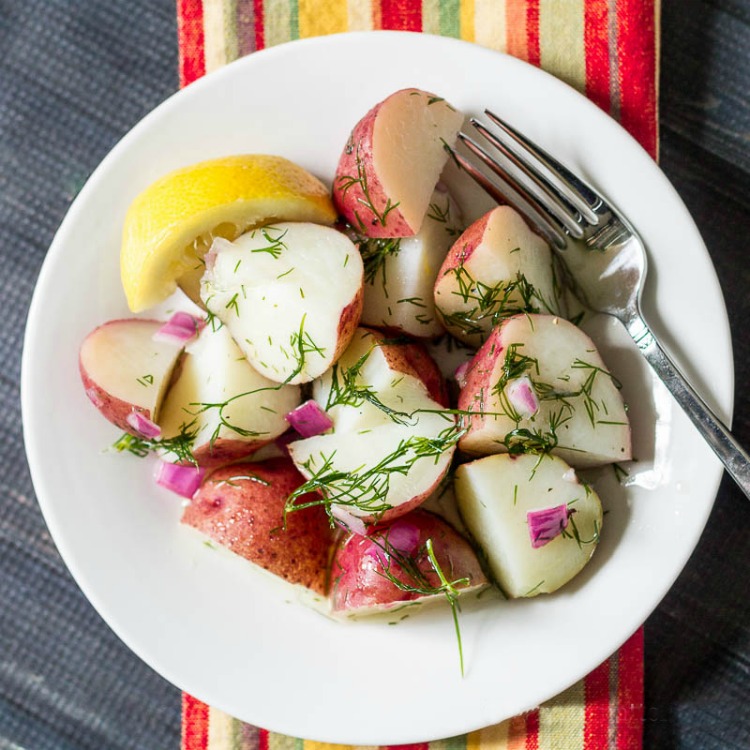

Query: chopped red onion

[155,461,205,499]
[506,375,539,417]
[85,387,104,408]
[126,411,161,439]
[454,361,470,389]
[331,504,367,536]
[284,400,333,438]
[274,429,301,456]
[384,520,420,555]
[153,312,205,345]
[527,504,570,549]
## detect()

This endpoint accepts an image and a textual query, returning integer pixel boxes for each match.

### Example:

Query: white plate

[21,32,732,744]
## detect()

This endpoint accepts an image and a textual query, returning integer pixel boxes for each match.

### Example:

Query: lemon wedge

[120,155,337,312]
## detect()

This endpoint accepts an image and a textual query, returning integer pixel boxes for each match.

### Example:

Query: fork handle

[627,313,750,499]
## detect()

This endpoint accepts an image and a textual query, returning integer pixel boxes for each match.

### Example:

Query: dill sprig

[368,532,470,675]
[285,425,464,521]
[438,265,554,338]
[337,143,400,231]
[111,420,199,465]
[325,347,413,426]
[249,226,288,259]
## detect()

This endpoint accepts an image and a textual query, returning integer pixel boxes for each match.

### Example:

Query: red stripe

[181,694,210,750]
[385,744,429,750]
[616,628,645,750]
[526,0,541,67]
[253,0,265,51]
[379,0,423,32]
[525,708,540,749]
[176,0,206,87]
[584,0,612,113]
[584,658,611,750]
[616,0,658,158]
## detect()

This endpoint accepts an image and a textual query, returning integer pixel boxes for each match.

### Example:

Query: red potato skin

[333,90,421,239]
[456,325,505,441]
[190,437,271,469]
[332,279,365,365]
[330,510,487,612]
[80,318,166,435]
[182,458,334,594]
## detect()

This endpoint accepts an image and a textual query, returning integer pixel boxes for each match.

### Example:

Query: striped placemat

[177,2,658,747]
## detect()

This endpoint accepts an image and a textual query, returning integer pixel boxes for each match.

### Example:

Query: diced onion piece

[331,504,368,536]
[527,504,570,549]
[153,311,205,345]
[383,519,420,555]
[126,411,161,439]
[284,400,333,438]
[506,375,540,417]
[275,429,301,456]
[155,461,206,499]
[454,361,470,389]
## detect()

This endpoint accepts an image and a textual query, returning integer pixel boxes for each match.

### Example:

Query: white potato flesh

[312,329,434,433]
[80,319,182,420]
[360,187,462,337]
[200,223,363,384]
[434,206,562,345]
[159,325,300,449]
[460,314,631,467]
[373,91,464,233]
[455,453,603,597]
[288,412,455,521]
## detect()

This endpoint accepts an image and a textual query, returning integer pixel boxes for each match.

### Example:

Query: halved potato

[334,89,464,237]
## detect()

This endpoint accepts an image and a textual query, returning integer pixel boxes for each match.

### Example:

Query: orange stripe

[181,694,209,750]
[526,0,541,66]
[505,0,528,60]
[507,713,528,749]
[584,658,612,749]
[177,0,206,86]
[616,0,658,157]
[372,0,383,29]
[617,628,645,750]
[584,0,611,112]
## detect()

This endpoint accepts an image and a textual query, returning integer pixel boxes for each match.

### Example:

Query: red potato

[457,314,632,467]
[200,223,364,385]
[159,325,300,467]
[330,510,488,615]
[183,458,334,595]
[333,89,464,238]
[434,206,563,346]
[79,318,183,435]
[289,328,457,524]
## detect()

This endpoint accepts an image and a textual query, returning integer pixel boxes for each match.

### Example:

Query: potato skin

[330,510,487,612]
[190,437,270,468]
[333,94,416,238]
[332,280,365,366]
[182,458,334,594]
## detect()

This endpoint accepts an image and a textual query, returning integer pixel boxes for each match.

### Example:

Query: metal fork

[452,110,750,499]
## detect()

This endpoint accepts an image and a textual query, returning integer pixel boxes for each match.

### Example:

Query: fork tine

[470,118,584,239]
[452,138,567,250]
[484,110,601,226]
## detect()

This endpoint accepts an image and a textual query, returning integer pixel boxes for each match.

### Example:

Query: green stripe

[223,0,240,63]
[289,0,299,40]
[439,0,461,38]
[263,0,292,47]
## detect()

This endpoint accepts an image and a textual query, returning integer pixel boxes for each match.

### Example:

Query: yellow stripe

[203,0,231,72]
[421,0,441,35]
[299,0,348,37]
[263,0,293,47]
[460,0,475,42]
[347,0,373,31]
[539,0,586,94]
[303,744,380,750]
[538,678,586,750]
[472,719,511,749]
[473,0,507,53]
[206,705,236,747]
